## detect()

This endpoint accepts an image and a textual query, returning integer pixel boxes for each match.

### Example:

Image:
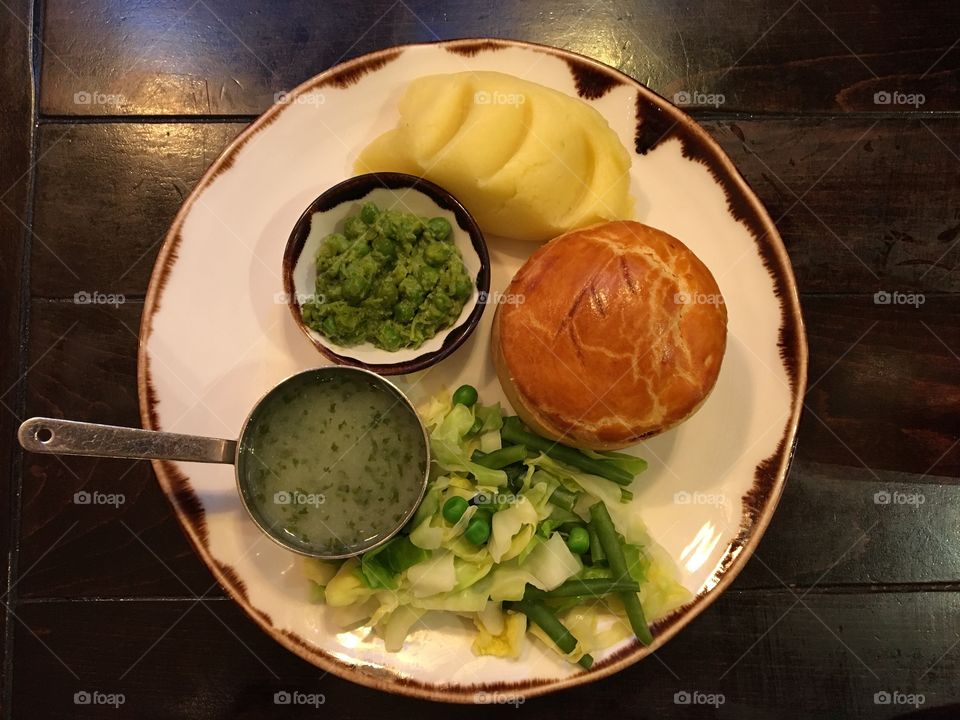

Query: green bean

[619,488,634,503]
[588,525,606,565]
[580,567,613,580]
[504,463,526,493]
[501,417,633,486]
[530,578,639,599]
[589,502,653,645]
[548,486,580,512]
[471,444,527,469]
[511,597,593,669]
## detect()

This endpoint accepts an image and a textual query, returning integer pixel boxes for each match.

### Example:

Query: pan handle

[18,417,236,464]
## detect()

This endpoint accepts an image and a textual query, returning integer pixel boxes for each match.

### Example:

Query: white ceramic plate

[138,39,807,702]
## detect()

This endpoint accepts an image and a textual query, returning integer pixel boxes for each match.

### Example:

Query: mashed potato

[355,72,633,242]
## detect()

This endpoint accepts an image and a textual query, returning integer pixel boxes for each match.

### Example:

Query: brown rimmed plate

[138,38,807,702]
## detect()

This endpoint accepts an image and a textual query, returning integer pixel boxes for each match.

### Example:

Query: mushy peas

[238,370,428,556]
[301,202,474,351]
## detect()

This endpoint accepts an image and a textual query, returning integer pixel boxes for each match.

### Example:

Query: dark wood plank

[734,459,960,590]
[10,591,960,718]
[799,295,960,479]
[19,299,222,599]
[0,0,35,715]
[29,116,960,298]
[706,118,960,293]
[39,0,960,116]
[30,123,244,297]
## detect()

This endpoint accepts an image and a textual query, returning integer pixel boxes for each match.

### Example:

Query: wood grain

[800,295,960,479]
[735,459,960,590]
[0,0,35,714]
[30,123,244,297]
[10,591,960,718]
[29,118,960,298]
[19,300,221,599]
[38,0,960,116]
[706,118,960,293]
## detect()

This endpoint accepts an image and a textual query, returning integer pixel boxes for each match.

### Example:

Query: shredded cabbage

[306,391,687,666]
[472,610,527,658]
[430,403,507,487]
[407,551,457,597]
[383,606,427,652]
[488,497,538,562]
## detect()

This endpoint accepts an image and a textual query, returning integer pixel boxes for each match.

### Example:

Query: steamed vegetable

[471,444,527,469]
[453,384,479,407]
[304,387,685,665]
[511,595,594,668]
[565,526,590,555]
[529,577,640,599]
[501,416,633,485]
[589,502,653,645]
[432,403,507,487]
[472,609,527,659]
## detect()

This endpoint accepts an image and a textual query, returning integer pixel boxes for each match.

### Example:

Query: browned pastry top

[494,220,728,448]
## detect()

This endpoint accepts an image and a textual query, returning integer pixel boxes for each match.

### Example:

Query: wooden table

[2,1,958,718]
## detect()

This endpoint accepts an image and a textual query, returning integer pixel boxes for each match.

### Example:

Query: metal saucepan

[18,366,430,559]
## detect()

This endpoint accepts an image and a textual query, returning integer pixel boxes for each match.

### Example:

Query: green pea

[427,217,452,241]
[566,526,590,555]
[417,264,440,291]
[318,232,348,258]
[360,202,379,225]
[393,299,416,324]
[344,216,367,239]
[424,241,451,267]
[372,235,396,258]
[452,385,478,407]
[464,515,491,545]
[442,496,469,524]
[376,322,403,352]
